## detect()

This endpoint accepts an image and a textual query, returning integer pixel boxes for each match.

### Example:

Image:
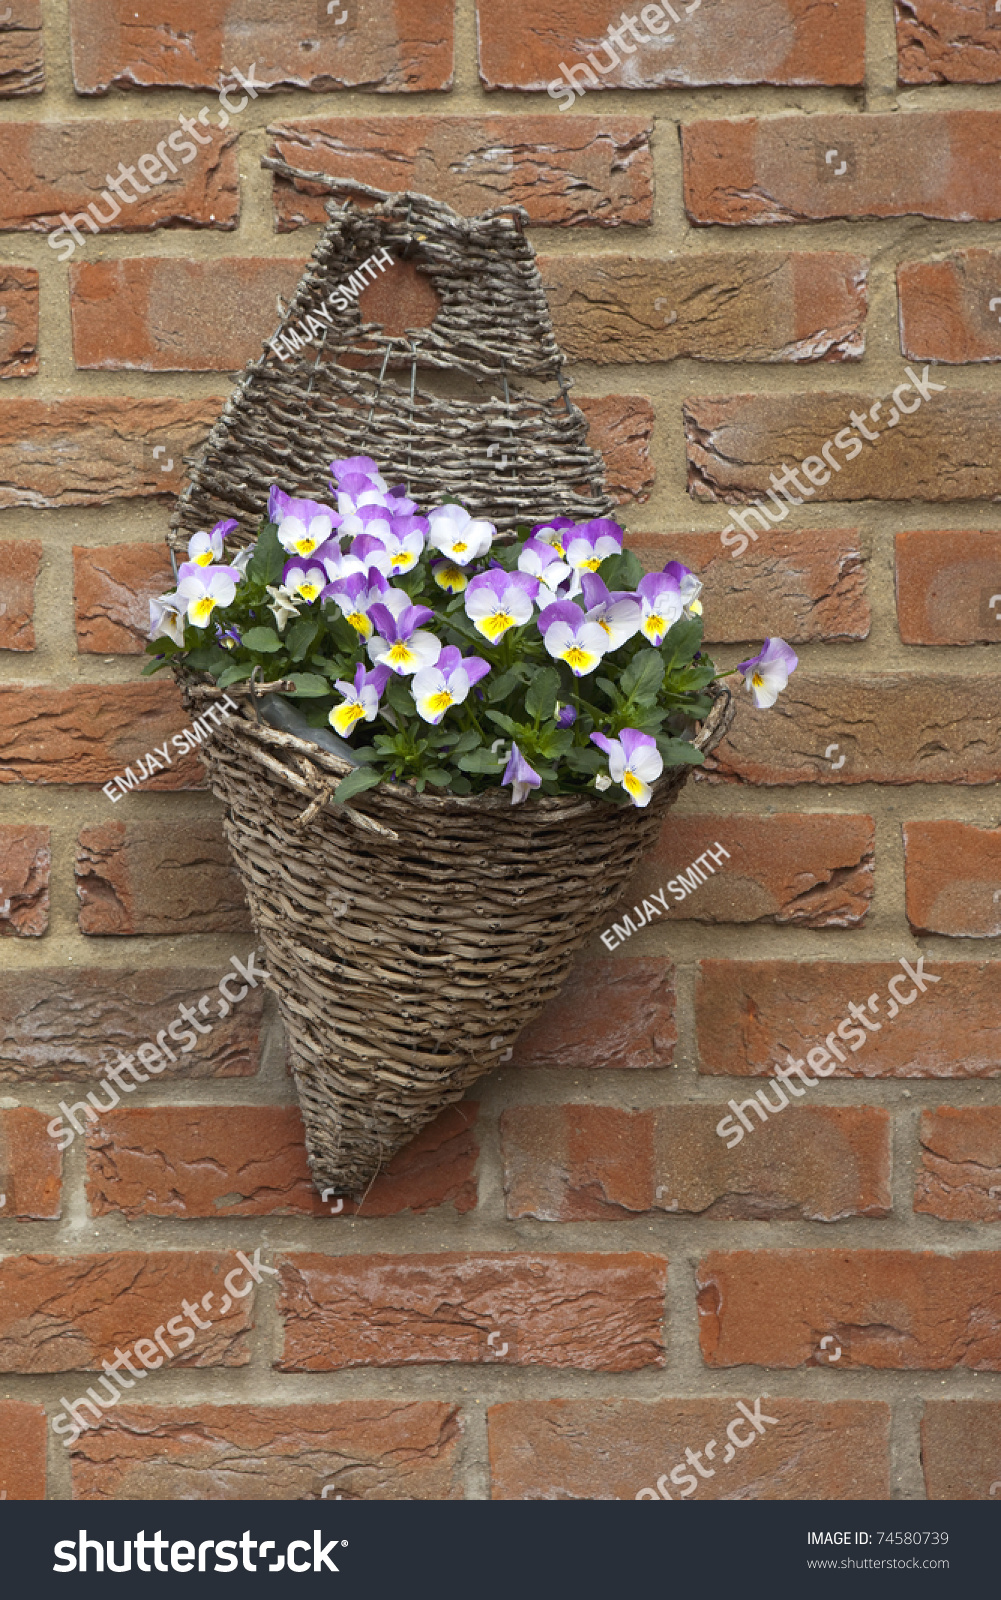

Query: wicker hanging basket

[167,169,734,1197]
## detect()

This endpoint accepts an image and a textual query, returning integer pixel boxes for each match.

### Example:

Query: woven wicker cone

[185,680,732,1197]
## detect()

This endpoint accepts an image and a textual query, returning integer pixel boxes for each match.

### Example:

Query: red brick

[488,1398,889,1500]
[70,257,307,372]
[904,820,1001,938]
[87,1103,478,1218]
[0,683,204,788]
[914,1107,1001,1221]
[73,542,174,654]
[76,819,249,936]
[71,0,452,94]
[577,394,653,503]
[479,0,864,91]
[510,956,675,1070]
[628,530,869,643]
[621,813,874,928]
[922,1402,1001,1499]
[270,115,653,230]
[684,391,1000,506]
[0,1401,46,1499]
[895,529,1001,644]
[0,964,262,1083]
[0,1106,61,1218]
[696,959,1000,1079]
[501,1104,891,1223]
[0,398,220,508]
[0,1252,256,1372]
[541,252,867,363]
[0,267,38,376]
[683,111,1001,225]
[897,0,1001,83]
[698,1250,1001,1369]
[898,251,1001,364]
[0,1,43,96]
[0,539,41,649]
[276,1252,666,1371]
[0,822,49,935]
[703,674,1001,787]
[0,120,238,234]
[70,1402,462,1500]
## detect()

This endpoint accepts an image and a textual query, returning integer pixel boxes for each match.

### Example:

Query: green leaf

[485,710,519,737]
[286,619,321,662]
[525,665,560,723]
[655,735,706,767]
[246,523,285,586]
[145,636,178,657]
[423,769,452,787]
[286,672,331,697]
[333,765,384,804]
[140,655,172,676]
[450,772,472,795]
[536,726,574,760]
[621,648,665,704]
[598,550,645,591]
[184,645,230,674]
[457,748,507,774]
[662,615,704,669]
[385,676,416,718]
[449,729,482,755]
[564,745,605,775]
[241,625,282,653]
[486,669,524,703]
[215,661,255,688]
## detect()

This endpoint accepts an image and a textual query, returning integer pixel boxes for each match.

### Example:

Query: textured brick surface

[69,0,453,95]
[696,959,1000,1079]
[703,674,1001,786]
[0,1402,46,1500]
[922,1402,1001,1499]
[270,116,653,230]
[510,956,675,1070]
[277,1252,666,1370]
[0,965,262,1082]
[488,1398,890,1500]
[0,120,239,234]
[914,1107,1001,1221]
[501,1103,891,1222]
[0,1,43,97]
[903,819,1001,938]
[541,252,867,363]
[898,250,1001,364]
[0,822,49,936]
[0,1106,61,1218]
[70,1402,463,1500]
[0,539,41,650]
[576,394,654,502]
[622,813,874,927]
[897,0,1001,83]
[895,529,1001,645]
[0,1252,256,1372]
[697,1250,1001,1369]
[75,819,250,935]
[478,0,865,91]
[683,111,1001,225]
[74,542,175,654]
[0,267,38,376]
[0,683,204,787]
[684,392,999,505]
[87,1104,478,1219]
[70,257,308,372]
[628,530,869,643]
[0,399,220,508]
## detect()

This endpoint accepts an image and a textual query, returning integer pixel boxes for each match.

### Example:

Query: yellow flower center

[194,551,213,567]
[426,691,454,717]
[387,641,414,666]
[645,614,664,636]
[434,563,466,593]
[580,557,601,572]
[299,583,321,602]
[623,769,644,799]
[346,611,372,638]
[477,611,515,642]
[190,596,216,625]
[598,618,612,637]
[452,540,468,554]
[562,645,591,672]
[752,672,764,689]
[295,536,319,556]
[391,553,412,570]
[331,701,367,735]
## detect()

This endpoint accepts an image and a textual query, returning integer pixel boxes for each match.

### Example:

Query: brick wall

[0,0,998,1503]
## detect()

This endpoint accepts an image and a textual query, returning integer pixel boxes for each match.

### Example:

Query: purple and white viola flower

[335,473,393,529]
[275,496,337,559]
[353,512,427,575]
[316,539,368,583]
[579,573,642,650]
[149,592,186,647]
[329,662,391,737]
[531,515,576,556]
[329,455,388,494]
[563,518,624,574]
[431,557,468,594]
[635,570,684,646]
[281,557,327,604]
[175,561,242,629]
[187,518,238,567]
[537,599,609,677]
[590,728,664,809]
[502,742,542,805]
[663,560,703,617]
[517,536,575,606]
[215,624,242,650]
[464,569,539,643]
[427,505,495,566]
[412,645,490,726]
[367,590,441,676]
[322,569,388,639]
[737,637,798,709]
